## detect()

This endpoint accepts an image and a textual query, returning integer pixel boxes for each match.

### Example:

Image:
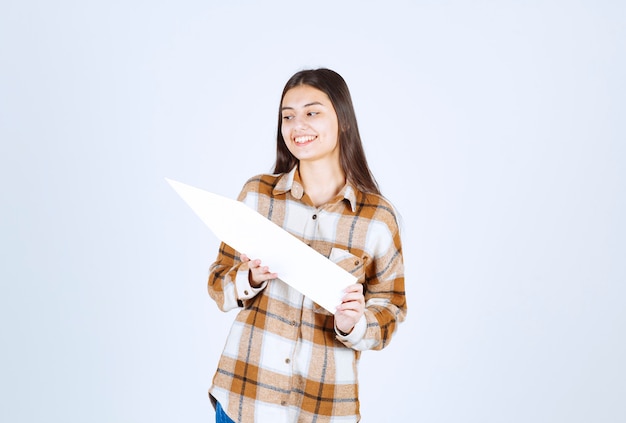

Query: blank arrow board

[166,178,356,314]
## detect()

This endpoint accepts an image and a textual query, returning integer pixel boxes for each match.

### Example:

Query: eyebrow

[281,101,325,111]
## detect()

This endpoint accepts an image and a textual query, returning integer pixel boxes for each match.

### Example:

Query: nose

[292,114,307,130]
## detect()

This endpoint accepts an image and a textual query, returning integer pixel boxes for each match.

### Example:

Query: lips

[294,135,317,144]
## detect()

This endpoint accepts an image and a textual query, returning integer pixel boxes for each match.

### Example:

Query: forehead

[281,85,333,108]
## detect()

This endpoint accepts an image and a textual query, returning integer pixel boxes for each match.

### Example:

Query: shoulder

[237,172,283,200]
[355,191,402,233]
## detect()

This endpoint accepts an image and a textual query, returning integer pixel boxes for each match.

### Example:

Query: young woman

[207,68,406,423]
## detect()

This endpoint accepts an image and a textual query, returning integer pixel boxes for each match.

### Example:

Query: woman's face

[280,85,340,167]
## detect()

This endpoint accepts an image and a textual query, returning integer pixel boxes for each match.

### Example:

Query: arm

[208,243,268,311]
[336,219,407,351]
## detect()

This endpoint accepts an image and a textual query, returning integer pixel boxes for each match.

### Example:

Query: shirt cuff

[335,315,367,343]
[235,268,267,300]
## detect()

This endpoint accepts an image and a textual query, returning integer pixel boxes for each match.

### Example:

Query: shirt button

[285,358,291,364]
[312,214,317,220]
[243,290,249,295]
[354,260,360,266]
[281,400,287,406]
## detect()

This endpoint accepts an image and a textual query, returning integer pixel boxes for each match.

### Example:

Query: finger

[341,289,365,301]
[337,298,364,311]
[341,295,363,306]
[343,283,363,294]
[252,264,277,278]
[240,254,250,262]
[252,265,269,275]
[248,259,262,269]
[261,267,278,279]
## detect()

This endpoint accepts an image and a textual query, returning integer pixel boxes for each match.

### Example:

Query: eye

[307,111,319,117]
[282,115,294,121]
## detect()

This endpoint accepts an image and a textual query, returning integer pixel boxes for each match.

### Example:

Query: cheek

[281,124,289,141]
[281,128,295,153]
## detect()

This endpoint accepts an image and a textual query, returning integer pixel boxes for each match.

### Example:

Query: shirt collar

[273,166,358,212]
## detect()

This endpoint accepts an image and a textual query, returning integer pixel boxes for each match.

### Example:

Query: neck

[299,161,346,207]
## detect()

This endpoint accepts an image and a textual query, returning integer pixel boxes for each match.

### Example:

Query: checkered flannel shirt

[208,167,406,422]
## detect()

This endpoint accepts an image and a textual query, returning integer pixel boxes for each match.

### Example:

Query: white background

[1,1,624,422]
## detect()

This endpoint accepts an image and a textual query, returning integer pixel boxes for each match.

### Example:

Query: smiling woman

[206,68,406,423]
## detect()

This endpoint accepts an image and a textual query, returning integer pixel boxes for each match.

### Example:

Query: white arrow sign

[166,178,356,313]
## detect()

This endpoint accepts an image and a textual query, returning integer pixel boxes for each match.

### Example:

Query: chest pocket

[329,247,366,284]
[312,248,367,316]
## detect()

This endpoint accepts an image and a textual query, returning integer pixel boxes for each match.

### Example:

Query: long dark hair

[273,68,380,195]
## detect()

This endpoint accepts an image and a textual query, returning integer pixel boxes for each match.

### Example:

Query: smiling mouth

[294,135,316,144]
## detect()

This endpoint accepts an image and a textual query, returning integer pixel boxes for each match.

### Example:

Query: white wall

[1,1,624,422]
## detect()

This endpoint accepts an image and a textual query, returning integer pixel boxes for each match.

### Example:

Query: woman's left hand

[334,283,365,335]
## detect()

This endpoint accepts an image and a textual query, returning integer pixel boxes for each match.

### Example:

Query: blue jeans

[216,401,235,423]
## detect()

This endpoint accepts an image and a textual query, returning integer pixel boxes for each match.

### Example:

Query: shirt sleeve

[338,212,407,351]
[335,315,367,343]
[208,242,268,311]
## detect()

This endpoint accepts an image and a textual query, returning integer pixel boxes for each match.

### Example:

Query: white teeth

[295,135,316,144]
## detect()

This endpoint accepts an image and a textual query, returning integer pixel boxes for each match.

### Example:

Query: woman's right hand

[240,254,278,288]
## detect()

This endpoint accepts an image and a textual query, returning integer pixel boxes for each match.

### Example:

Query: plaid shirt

[208,167,406,423]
